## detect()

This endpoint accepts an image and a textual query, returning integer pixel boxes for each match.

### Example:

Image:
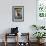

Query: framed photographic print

[12,6,24,22]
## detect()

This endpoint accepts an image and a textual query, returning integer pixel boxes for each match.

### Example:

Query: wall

[0,0,36,42]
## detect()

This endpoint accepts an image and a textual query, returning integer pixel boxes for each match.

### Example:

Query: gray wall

[0,0,36,33]
[0,0,37,42]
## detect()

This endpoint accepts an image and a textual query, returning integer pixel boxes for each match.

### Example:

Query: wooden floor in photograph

[0,42,46,46]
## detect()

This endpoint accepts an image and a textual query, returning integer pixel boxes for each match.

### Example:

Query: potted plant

[33,32,46,43]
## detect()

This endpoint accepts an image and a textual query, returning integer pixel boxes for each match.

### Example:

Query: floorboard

[0,42,46,46]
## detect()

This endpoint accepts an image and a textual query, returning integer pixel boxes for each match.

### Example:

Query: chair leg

[4,41,7,46]
[4,33,7,46]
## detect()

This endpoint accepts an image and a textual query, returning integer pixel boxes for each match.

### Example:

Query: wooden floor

[0,42,46,46]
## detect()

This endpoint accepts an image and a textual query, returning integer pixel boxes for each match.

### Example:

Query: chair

[18,33,30,46]
[4,33,18,46]
[4,27,19,46]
